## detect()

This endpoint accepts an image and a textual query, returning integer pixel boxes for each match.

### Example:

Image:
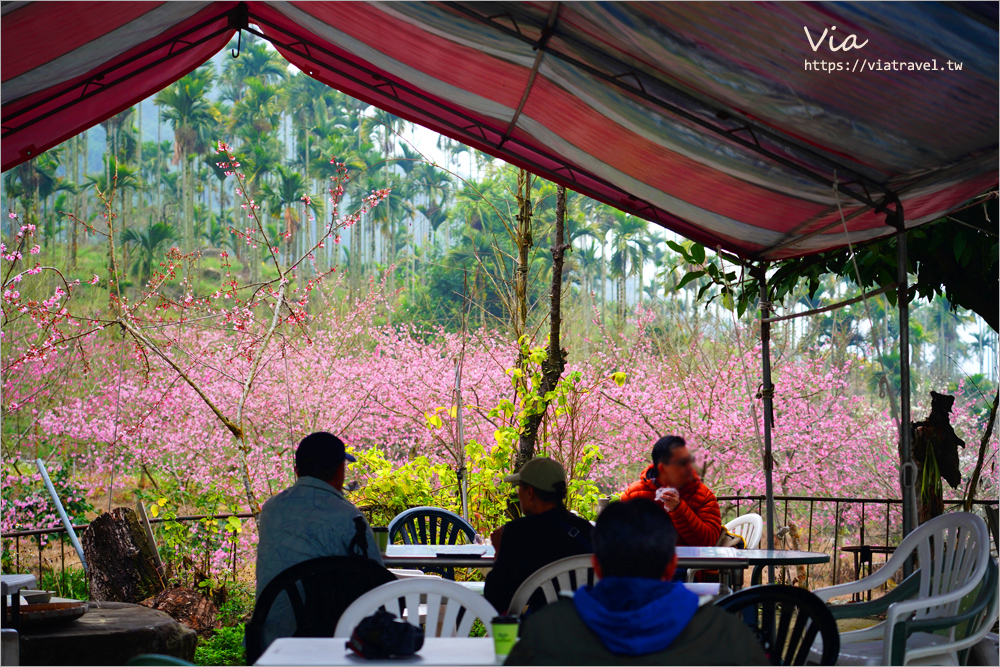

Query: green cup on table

[491,615,519,660]
[372,527,389,553]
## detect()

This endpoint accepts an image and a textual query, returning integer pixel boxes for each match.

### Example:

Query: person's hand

[655,487,681,512]
[490,526,504,553]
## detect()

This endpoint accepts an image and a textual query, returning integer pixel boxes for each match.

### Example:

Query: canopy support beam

[889,199,917,560]
[752,264,777,584]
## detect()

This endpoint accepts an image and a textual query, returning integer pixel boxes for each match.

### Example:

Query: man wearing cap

[255,432,383,650]
[484,457,594,614]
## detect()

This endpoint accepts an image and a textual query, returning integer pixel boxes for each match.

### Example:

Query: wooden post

[135,498,165,578]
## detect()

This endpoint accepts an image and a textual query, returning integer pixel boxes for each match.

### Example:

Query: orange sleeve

[670,486,722,547]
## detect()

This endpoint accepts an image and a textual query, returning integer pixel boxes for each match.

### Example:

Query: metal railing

[717,494,998,587]
[3,496,997,590]
[1,512,256,587]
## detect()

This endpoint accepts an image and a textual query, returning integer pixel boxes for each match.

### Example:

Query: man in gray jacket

[255,432,383,651]
[504,498,769,665]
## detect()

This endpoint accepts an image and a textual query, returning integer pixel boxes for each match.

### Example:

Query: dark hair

[651,435,686,467]
[522,480,568,506]
[592,498,678,579]
[296,432,345,481]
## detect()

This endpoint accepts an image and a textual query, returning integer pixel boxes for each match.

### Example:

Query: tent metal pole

[893,201,917,553]
[756,265,777,584]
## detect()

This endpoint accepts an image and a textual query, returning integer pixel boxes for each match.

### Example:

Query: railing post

[860,502,866,546]
[807,499,815,587]
[885,501,891,548]
[833,501,841,586]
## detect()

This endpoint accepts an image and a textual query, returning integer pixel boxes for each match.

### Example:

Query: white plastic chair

[507,554,597,617]
[727,512,763,550]
[334,578,498,638]
[686,513,762,583]
[810,511,991,666]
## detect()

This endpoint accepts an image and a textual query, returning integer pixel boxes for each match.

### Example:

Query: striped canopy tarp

[2,1,997,260]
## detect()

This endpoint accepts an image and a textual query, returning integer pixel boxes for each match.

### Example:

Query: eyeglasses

[670,456,695,467]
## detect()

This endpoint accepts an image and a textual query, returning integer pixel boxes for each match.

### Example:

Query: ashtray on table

[6,600,88,629]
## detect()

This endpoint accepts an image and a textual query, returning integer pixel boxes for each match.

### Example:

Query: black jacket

[484,508,594,614]
[504,598,771,665]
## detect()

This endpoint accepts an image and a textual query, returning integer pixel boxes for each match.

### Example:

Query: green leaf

[721,292,735,311]
[666,240,686,255]
[691,243,706,265]
[953,233,967,264]
[676,270,706,290]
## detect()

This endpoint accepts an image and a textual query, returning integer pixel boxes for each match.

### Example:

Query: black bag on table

[346,609,425,659]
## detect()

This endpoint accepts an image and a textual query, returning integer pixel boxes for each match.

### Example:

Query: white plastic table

[1,574,37,631]
[742,549,830,585]
[383,544,495,569]
[674,546,749,569]
[383,544,748,570]
[256,636,499,665]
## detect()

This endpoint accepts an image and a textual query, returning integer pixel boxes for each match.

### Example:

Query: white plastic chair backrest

[726,513,763,549]
[507,554,596,617]
[334,578,498,638]
[881,512,989,622]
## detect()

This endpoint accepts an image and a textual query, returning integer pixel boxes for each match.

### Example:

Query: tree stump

[140,586,221,637]
[81,507,165,602]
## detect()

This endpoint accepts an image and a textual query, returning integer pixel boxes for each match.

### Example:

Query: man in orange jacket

[621,435,721,547]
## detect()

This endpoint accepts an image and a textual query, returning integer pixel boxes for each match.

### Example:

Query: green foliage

[216,581,255,627]
[121,221,177,284]
[39,565,89,600]
[194,624,245,666]
[667,198,998,331]
[135,481,244,592]
[348,448,454,527]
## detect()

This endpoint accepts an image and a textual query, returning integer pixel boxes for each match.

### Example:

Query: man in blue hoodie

[504,498,769,665]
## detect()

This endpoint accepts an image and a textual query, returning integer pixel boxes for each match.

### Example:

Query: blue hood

[573,577,699,656]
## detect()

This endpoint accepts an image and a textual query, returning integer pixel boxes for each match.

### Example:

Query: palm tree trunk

[70,134,80,270]
[81,132,90,245]
[156,110,162,220]
[600,243,607,320]
[137,102,143,224]
[185,156,194,250]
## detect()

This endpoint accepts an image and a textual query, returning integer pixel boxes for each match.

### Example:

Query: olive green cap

[504,456,566,492]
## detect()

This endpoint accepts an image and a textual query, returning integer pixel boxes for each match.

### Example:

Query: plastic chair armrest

[825,572,920,619]
[838,622,889,645]
[812,560,908,603]
[894,573,995,636]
